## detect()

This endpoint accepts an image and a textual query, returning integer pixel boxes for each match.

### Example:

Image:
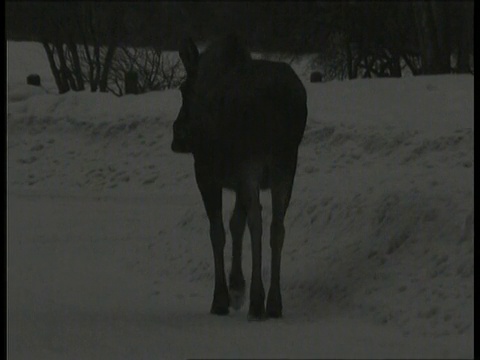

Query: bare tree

[452,1,474,74]
[109,46,184,96]
[411,1,473,75]
[76,3,124,92]
[299,1,471,79]
[413,1,451,74]
[38,2,124,94]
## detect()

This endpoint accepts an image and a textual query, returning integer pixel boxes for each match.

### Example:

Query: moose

[171,34,307,320]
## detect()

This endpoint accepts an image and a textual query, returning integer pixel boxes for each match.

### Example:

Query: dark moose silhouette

[172,34,307,320]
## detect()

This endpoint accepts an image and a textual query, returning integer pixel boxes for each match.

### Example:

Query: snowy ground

[7,41,474,359]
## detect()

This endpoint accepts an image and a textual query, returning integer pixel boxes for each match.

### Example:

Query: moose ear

[179,37,199,75]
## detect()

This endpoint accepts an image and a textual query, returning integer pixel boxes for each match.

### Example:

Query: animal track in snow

[143,176,158,185]
[18,156,37,164]
[30,144,44,151]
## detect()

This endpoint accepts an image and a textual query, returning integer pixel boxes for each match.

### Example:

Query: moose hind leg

[240,183,266,320]
[267,206,286,318]
[267,152,298,318]
[229,195,247,310]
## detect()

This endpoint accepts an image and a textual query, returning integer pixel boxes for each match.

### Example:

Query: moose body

[172,35,307,320]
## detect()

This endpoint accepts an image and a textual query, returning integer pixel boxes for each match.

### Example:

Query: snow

[7,41,474,359]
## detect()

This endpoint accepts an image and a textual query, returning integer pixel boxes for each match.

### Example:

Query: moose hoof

[247,303,266,321]
[247,312,267,321]
[210,291,230,315]
[267,290,282,318]
[210,304,230,315]
[229,277,246,311]
[229,288,246,311]
[266,307,283,318]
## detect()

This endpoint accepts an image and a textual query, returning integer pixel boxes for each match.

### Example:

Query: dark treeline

[5,1,314,50]
[6,1,473,93]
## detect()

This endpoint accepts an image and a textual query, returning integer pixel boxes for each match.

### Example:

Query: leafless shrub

[108,46,185,96]
[312,33,350,81]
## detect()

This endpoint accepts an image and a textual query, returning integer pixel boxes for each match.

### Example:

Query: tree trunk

[54,41,77,91]
[99,44,116,92]
[390,51,402,77]
[414,2,433,74]
[402,53,421,75]
[82,2,99,92]
[93,43,101,92]
[429,1,451,73]
[124,70,138,94]
[99,10,121,92]
[362,55,373,78]
[346,42,362,80]
[456,39,470,73]
[456,1,473,73]
[81,37,96,92]
[66,38,85,91]
[42,41,69,94]
[413,1,450,75]
[90,5,101,92]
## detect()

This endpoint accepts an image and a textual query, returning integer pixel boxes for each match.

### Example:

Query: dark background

[5,1,474,93]
[6,1,473,54]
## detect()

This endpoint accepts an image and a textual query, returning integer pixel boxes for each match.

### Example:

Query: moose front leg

[195,166,229,315]
[208,210,230,315]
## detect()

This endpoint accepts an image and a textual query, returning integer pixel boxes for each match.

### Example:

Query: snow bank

[7,41,473,359]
